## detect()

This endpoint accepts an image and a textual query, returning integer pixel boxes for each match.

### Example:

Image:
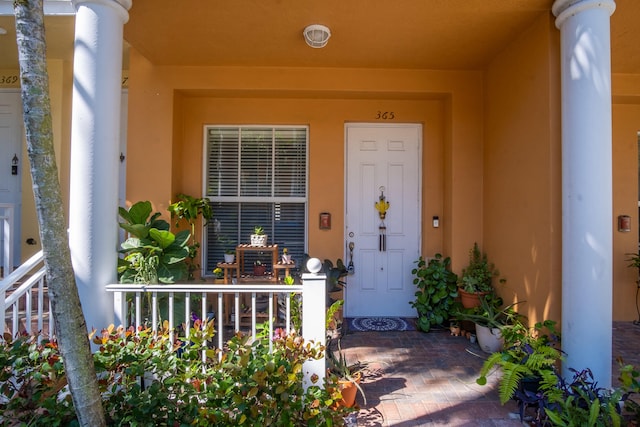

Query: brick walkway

[339,321,640,426]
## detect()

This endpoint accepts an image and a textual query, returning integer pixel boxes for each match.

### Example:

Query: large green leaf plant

[118,201,190,284]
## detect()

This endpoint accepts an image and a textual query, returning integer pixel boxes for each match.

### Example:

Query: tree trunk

[13,1,106,425]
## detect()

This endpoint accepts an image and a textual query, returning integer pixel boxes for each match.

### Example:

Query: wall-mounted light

[432,216,440,228]
[11,154,18,175]
[303,24,331,48]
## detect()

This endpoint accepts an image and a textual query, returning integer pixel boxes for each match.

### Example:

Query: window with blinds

[204,126,308,275]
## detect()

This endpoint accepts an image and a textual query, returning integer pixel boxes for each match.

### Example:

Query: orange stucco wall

[125,22,640,322]
[483,14,562,324]
[126,48,484,265]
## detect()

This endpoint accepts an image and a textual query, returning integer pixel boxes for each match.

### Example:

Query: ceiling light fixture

[303,24,331,48]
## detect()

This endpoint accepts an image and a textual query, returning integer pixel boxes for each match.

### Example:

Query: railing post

[301,271,326,390]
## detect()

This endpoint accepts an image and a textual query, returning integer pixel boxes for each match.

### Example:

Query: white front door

[345,123,421,317]
[0,91,23,272]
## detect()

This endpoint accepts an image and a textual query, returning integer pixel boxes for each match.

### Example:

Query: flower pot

[250,234,268,247]
[338,372,362,408]
[224,253,235,263]
[253,264,266,276]
[282,254,292,263]
[475,323,504,353]
[458,288,490,309]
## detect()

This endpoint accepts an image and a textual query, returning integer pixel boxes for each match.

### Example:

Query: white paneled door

[0,91,23,272]
[345,124,421,317]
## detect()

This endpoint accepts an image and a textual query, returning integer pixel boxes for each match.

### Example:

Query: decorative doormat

[346,317,416,332]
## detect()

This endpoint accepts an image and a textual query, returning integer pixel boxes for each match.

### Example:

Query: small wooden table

[235,244,279,280]
[273,261,296,282]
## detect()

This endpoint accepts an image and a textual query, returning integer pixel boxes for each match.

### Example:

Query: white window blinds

[204,126,308,275]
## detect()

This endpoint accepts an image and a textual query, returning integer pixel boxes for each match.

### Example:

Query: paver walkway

[339,321,640,426]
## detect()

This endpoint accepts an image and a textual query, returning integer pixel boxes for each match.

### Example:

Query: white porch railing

[105,272,327,388]
[0,250,51,339]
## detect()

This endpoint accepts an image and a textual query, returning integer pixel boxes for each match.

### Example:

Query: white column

[301,271,327,390]
[552,0,616,387]
[69,0,131,332]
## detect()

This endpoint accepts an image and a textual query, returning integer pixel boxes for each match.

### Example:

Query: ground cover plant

[0,321,353,426]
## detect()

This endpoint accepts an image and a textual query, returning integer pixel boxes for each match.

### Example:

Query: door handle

[347,241,355,274]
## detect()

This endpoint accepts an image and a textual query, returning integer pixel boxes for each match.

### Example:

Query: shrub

[410,254,459,332]
[1,322,352,426]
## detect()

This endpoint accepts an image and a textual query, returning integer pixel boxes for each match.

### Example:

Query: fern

[497,361,531,404]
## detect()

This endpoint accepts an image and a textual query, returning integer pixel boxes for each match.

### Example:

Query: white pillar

[69,0,131,332]
[301,271,327,390]
[552,0,616,387]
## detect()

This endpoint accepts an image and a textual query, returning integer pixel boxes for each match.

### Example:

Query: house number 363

[375,111,395,120]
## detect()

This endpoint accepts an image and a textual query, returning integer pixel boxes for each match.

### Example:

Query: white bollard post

[301,265,327,390]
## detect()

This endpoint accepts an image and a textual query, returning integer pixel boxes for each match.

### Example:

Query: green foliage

[0,334,77,425]
[118,201,190,284]
[542,368,623,427]
[409,254,459,332]
[626,252,640,270]
[454,293,522,330]
[253,225,265,235]
[476,320,562,404]
[1,323,352,426]
[168,194,214,280]
[458,242,502,293]
[323,258,348,293]
[326,299,344,330]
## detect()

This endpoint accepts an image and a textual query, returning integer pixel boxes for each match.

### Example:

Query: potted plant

[253,259,266,276]
[455,294,522,353]
[282,248,292,264]
[410,254,459,332]
[224,249,235,264]
[327,338,367,408]
[118,200,190,284]
[212,267,224,283]
[457,242,503,308]
[475,319,563,421]
[250,225,268,247]
[167,193,214,280]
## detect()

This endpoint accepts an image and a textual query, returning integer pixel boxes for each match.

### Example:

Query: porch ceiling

[0,0,639,73]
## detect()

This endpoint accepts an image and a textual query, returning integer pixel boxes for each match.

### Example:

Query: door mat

[346,317,416,332]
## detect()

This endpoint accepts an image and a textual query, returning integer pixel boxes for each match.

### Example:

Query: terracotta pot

[458,288,490,309]
[338,372,362,408]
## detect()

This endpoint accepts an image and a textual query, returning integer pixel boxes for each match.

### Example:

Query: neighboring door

[345,123,421,317]
[0,90,23,272]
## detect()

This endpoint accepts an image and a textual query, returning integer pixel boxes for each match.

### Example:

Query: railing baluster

[37,279,44,340]
[168,292,174,343]
[135,293,141,331]
[217,292,223,358]
[25,285,32,335]
[152,292,158,333]
[285,293,291,335]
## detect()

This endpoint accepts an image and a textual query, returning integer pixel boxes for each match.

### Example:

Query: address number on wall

[0,74,20,87]
[375,111,395,120]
